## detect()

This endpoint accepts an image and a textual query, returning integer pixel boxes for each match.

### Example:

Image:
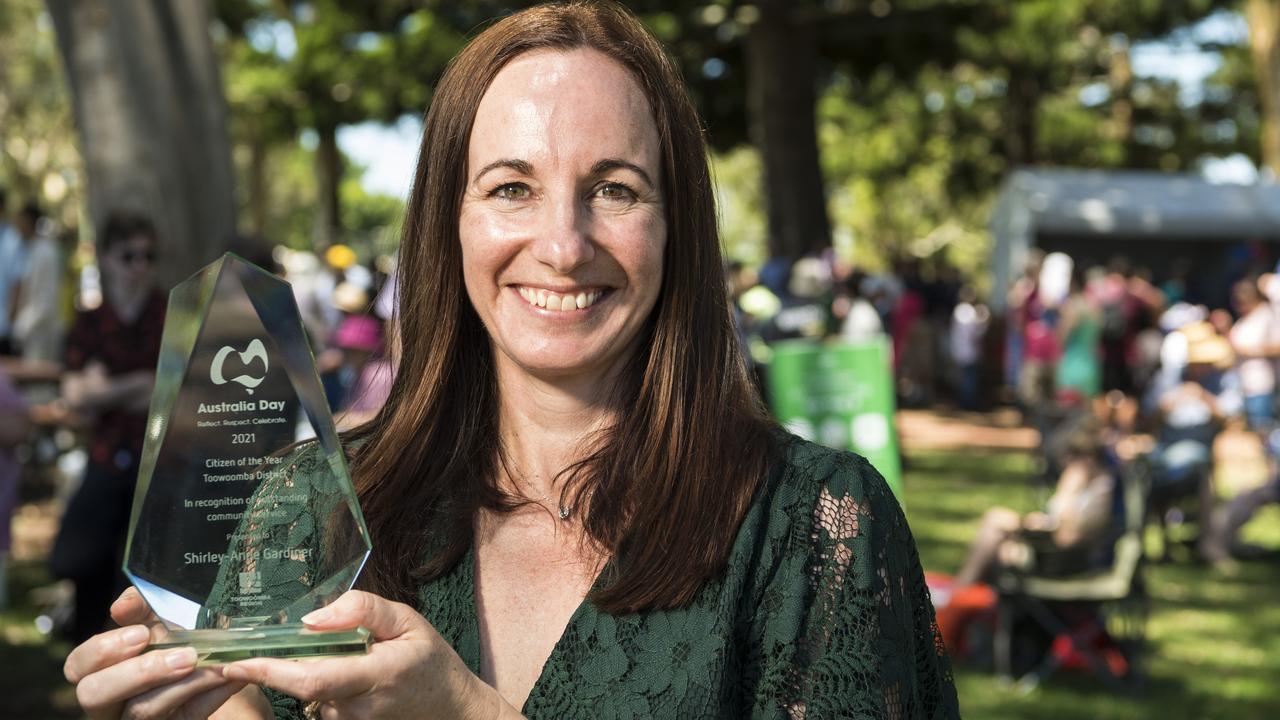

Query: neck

[492,353,627,504]
[106,279,148,321]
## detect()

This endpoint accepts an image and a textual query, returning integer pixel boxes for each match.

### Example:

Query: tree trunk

[1248,0,1280,176]
[46,0,236,287]
[248,137,269,236]
[1108,37,1133,160]
[1004,67,1040,167]
[315,122,342,251]
[745,0,831,261]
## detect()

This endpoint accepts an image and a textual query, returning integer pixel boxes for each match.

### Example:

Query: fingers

[178,681,250,719]
[64,624,153,684]
[222,657,367,702]
[71,647,199,713]
[120,668,238,720]
[109,587,156,626]
[300,590,419,641]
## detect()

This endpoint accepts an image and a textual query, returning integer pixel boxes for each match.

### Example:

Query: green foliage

[216,1,463,248]
[231,139,403,254]
[711,146,768,266]
[0,0,79,226]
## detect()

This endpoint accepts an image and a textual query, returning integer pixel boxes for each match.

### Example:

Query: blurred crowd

[2,178,1278,679]
[730,252,991,410]
[0,186,393,643]
[1000,246,1280,570]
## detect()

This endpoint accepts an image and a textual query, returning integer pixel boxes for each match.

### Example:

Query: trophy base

[151,625,372,665]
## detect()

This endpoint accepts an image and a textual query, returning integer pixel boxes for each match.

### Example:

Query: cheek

[624,215,666,303]
[458,208,513,296]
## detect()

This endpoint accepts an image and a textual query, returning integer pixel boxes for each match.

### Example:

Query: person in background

[894,259,932,405]
[1151,328,1233,555]
[332,314,395,430]
[1006,249,1045,397]
[955,418,1116,586]
[49,212,165,643]
[0,366,31,610]
[840,271,885,344]
[1226,279,1279,446]
[13,202,65,366]
[1202,277,1280,566]
[949,285,989,410]
[0,186,27,356]
[1055,266,1102,408]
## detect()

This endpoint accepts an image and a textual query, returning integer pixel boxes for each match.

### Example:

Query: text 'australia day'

[196,400,287,415]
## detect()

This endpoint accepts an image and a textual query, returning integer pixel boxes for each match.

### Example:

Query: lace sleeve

[751,451,959,719]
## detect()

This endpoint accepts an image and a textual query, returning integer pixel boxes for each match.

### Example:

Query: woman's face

[459,49,666,383]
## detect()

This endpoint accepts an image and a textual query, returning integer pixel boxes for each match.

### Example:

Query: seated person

[956,419,1116,586]
[1150,332,1234,527]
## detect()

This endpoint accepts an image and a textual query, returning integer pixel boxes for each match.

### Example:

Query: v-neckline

[460,543,610,715]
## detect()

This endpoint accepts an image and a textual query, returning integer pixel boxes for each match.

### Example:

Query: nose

[530,192,594,274]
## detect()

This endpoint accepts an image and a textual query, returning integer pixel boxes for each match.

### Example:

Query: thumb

[300,590,419,641]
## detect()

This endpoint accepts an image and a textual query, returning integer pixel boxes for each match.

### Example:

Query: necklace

[502,455,572,520]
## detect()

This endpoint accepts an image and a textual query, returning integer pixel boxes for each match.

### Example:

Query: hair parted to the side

[345,0,778,613]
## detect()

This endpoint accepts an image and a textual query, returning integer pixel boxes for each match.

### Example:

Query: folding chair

[992,456,1150,693]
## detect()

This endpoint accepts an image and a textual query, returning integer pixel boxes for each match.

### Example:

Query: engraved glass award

[123,253,372,664]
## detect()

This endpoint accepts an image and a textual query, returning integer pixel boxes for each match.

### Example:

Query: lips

[516,286,606,312]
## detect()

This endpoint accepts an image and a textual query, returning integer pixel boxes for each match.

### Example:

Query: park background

[3,1,1280,718]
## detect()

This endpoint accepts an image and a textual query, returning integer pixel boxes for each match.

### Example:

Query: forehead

[109,234,154,252]
[469,48,659,168]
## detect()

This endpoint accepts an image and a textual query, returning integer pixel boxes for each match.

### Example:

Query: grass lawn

[0,560,79,718]
[903,448,1280,720]
[3,441,1279,718]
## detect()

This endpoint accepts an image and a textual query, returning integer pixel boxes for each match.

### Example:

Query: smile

[516,286,606,312]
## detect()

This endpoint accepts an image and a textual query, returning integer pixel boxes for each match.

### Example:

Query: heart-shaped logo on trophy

[210,339,269,395]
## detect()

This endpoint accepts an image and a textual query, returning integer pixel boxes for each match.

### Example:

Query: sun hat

[333,314,383,353]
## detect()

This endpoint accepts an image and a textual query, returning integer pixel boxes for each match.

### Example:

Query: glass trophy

[123,253,372,664]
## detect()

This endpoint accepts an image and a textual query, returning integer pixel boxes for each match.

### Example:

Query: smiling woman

[61,3,959,719]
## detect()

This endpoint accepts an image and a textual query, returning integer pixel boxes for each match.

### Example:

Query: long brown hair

[347,1,777,613]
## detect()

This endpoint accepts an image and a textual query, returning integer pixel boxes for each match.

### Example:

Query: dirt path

[898,407,1269,494]
[897,408,1040,452]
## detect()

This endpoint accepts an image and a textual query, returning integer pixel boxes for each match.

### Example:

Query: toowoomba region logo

[210,339,269,395]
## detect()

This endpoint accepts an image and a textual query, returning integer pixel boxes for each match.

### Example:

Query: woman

[64,4,957,718]
[954,417,1116,587]
[1227,278,1279,435]
[1054,267,1101,406]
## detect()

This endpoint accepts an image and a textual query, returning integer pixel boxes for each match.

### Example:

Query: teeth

[517,287,604,312]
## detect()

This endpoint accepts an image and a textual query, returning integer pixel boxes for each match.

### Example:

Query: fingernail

[222,664,248,681]
[122,626,149,646]
[301,608,331,625]
[164,647,197,670]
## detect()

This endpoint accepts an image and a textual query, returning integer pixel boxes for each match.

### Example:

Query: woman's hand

[222,590,522,719]
[63,587,258,719]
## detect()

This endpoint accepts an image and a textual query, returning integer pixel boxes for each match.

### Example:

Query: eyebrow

[472,158,533,185]
[470,157,656,189]
[591,158,655,189]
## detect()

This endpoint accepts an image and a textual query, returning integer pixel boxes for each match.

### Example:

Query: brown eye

[596,182,636,202]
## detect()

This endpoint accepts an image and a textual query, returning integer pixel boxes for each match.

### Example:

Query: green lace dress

[262,436,959,718]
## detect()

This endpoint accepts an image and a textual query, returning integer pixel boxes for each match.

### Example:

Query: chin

[504,344,626,382]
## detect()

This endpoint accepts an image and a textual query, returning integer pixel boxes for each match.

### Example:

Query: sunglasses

[118,249,156,264]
